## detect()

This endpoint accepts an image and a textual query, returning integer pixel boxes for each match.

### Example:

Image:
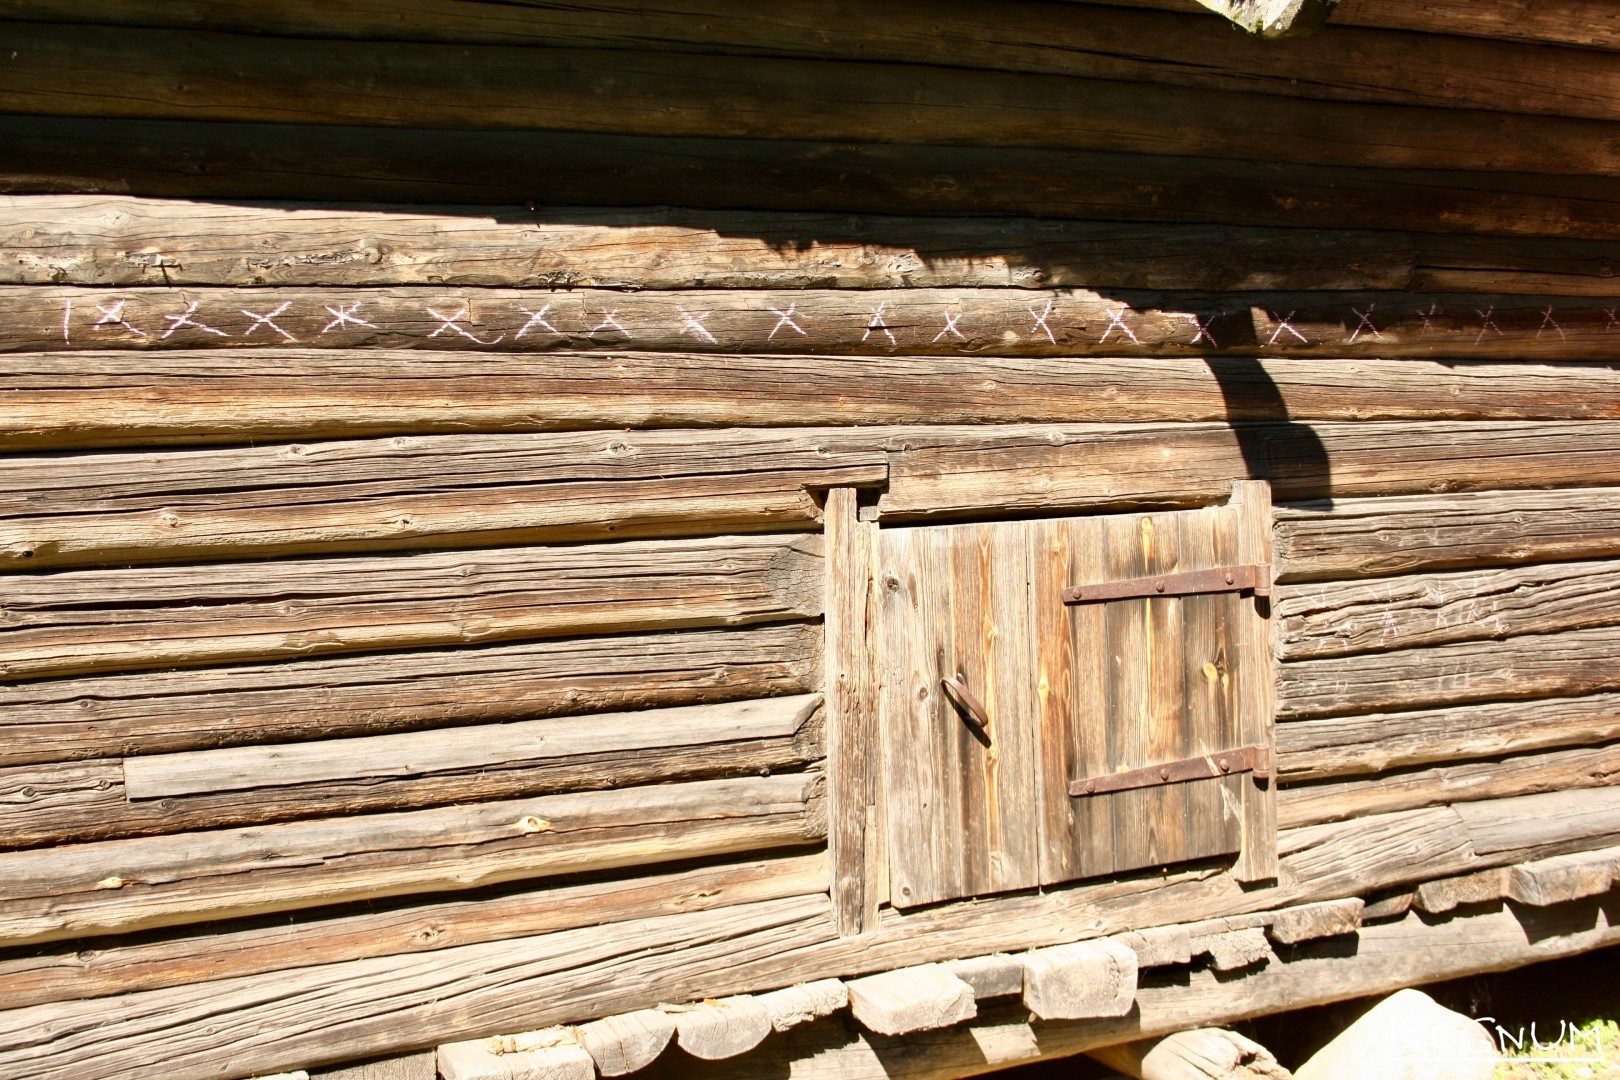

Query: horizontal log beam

[1276,693,1620,780]
[1277,624,1620,719]
[0,533,822,681]
[1276,559,1620,659]
[0,622,819,768]
[0,772,826,947]
[5,24,1620,176]
[1275,487,1620,582]
[11,117,1620,239]
[9,352,1620,452]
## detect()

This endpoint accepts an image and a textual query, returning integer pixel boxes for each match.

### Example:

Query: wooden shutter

[875,491,1272,908]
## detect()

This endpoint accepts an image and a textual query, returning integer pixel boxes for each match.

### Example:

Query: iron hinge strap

[1068,743,1271,798]
[1062,563,1271,605]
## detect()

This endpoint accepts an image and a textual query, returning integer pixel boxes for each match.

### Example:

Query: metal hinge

[1062,563,1271,606]
[1068,744,1271,798]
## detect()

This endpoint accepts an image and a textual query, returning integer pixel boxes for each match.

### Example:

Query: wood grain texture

[0,622,820,768]
[0,852,830,1013]
[1277,694,1620,781]
[14,117,1620,240]
[1275,488,1620,582]
[0,772,825,947]
[0,428,881,570]
[1276,559,1620,659]
[878,422,1620,520]
[1455,785,1620,859]
[1277,624,1620,720]
[13,352,1620,452]
[1278,743,1620,828]
[6,23,1620,176]
[0,534,823,680]
[1231,481,1278,882]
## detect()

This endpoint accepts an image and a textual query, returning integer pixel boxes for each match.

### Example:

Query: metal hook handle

[940,673,991,738]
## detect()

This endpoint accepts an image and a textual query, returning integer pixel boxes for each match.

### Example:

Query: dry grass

[1496,1019,1620,1079]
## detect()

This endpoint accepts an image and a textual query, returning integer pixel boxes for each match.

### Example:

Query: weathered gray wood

[878,422,1620,521]
[313,1052,435,1080]
[1263,899,1363,946]
[1088,1027,1292,1080]
[1278,743,1620,828]
[8,23,1620,177]
[0,622,818,768]
[668,996,774,1060]
[1455,785,1620,859]
[1275,488,1620,583]
[0,852,829,1012]
[1277,624,1620,720]
[1198,928,1274,972]
[1019,940,1138,1020]
[122,694,820,800]
[944,955,1026,1000]
[1277,694,1620,781]
[1508,846,1620,906]
[575,1010,676,1077]
[0,772,825,947]
[18,353,1620,453]
[1277,559,1620,659]
[1231,481,1278,882]
[1117,926,1195,968]
[438,1030,593,1080]
[0,428,881,570]
[1413,868,1513,914]
[0,533,822,680]
[1359,891,1416,921]
[845,965,977,1035]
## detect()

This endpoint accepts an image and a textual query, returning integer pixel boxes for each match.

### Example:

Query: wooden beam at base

[1019,940,1138,1020]
[845,965,977,1035]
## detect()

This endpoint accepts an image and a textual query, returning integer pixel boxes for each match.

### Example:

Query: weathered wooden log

[1019,940,1138,1019]
[1277,694,1620,781]
[1276,559,1620,659]
[13,352,1620,452]
[1454,785,1620,860]
[438,1028,593,1080]
[1088,1027,1292,1079]
[18,286,1620,358]
[1275,488,1620,582]
[1278,743,1620,828]
[0,428,881,570]
[1263,899,1364,946]
[944,955,1026,999]
[667,996,774,1060]
[0,852,830,1013]
[576,1011,676,1077]
[1508,846,1620,906]
[11,116,1620,240]
[0,534,822,680]
[756,981,849,1032]
[845,965,977,1035]
[1414,867,1514,914]
[10,1,1620,123]
[1276,624,1620,719]
[7,24,1620,176]
[877,421,1620,520]
[0,621,819,768]
[0,772,826,947]
[1196,928,1274,972]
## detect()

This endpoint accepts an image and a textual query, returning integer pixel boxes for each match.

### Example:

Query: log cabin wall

[4,2,1620,1078]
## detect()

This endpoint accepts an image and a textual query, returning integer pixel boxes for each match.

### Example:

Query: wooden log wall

[5,2,1620,1076]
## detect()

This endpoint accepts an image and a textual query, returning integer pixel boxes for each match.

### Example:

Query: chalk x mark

[1537,305,1566,342]
[590,311,631,337]
[769,304,807,340]
[1349,304,1382,344]
[1029,300,1056,344]
[516,305,562,339]
[1267,310,1307,346]
[1475,306,1503,345]
[241,302,296,342]
[322,302,377,334]
[1188,313,1219,348]
[94,299,146,337]
[933,309,966,343]
[679,308,718,344]
[160,301,228,340]
[864,302,897,346]
[1099,305,1139,345]
[427,305,505,345]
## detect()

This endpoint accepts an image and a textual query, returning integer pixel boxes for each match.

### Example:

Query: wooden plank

[0,622,819,768]
[1508,846,1620,907]
[1414,868,1513,914]
[668,996,774,1060]
[756,981,848,1032]
[21,286,1620,359]
[1454,784,1620,859]
[0,534,823,680]
[438,1029,593,1080]
[944,955,1026,1000]
[1278,743,1620,828]
[1018,940,1138,1020]
[8,24,1620,177]
[1197,928,1274,972]
[122,694,821,800]
[878,422,1620,521]
[1276,624,1620,720]
[823,489,878,935]
[1230,482,1277,882]
[20,353,1620,453]
[1277,559,1620,660]
[0,428,880,571]
[845,965,977,1035]
[0,772,825,947]
[0,852,829,1013]
[1276,694,1620,781]
[1263,898,1363,945]
[1275,488,1620,583]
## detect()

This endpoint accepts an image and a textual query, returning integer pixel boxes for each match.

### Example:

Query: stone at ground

[1295,988,1496,1080]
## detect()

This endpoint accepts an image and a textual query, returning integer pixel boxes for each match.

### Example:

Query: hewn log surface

[0,429,880,570]
[14,118,1620,241]
[1278,742,1620,828]
[0,771,826,947]
[7,24,1620,177]
[877,421,1620,519]
[1275,488,1620,582]
[0,622,819,768]
[1276,694,1620,781]
[1277,624,1620,719]
[17,286,1620,358]
[0,533,822,680]
[8,1,1620,123]
[1455,784,1620,859]
[11,352,1620,452]
[1276,559,1620,659]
